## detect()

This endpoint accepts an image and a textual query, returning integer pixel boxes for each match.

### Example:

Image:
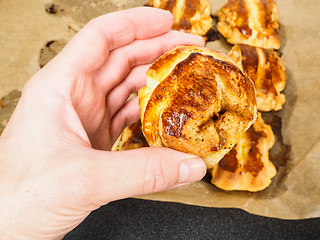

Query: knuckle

[124,79,134,93]
[143,156,168,194]
[86,17,99,28]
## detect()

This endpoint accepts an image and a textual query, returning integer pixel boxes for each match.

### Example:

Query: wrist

[0,193,65,240]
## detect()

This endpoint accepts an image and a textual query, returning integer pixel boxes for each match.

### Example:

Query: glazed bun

[139,46,257,169]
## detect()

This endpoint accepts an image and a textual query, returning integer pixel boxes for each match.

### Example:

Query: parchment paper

[0,0,319,219]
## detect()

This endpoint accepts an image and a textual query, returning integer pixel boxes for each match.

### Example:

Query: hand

[0,7,206,239]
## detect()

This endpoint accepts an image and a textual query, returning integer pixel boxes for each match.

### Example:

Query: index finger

[56,7,174,73]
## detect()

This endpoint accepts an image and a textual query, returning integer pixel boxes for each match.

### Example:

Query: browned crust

[111,120,149,151]
[217,0,280,49]
[229,44,286,111]
[139,46,257,168]
[211,113,276,192]
[148,0,213,37]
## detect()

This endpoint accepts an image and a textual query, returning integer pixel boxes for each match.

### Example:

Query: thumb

[87,147,206,204]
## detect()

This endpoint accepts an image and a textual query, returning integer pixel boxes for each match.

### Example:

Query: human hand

[0,7,206,239]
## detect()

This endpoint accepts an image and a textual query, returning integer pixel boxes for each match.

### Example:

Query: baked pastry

[211,113,276,192]
[112,120,149,151]
[139,46,257,169]
[217,0,281,49]
[147,0,213,38]
[229,44,286,111]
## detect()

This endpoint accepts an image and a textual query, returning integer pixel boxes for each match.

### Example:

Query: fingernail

[178,157,206,183]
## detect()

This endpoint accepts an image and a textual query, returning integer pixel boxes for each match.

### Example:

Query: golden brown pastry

[229,44,286,111]
[211,113,276,192]
[147,0,213,38]
[217,0,281,49]
[139,46,257,169]
[112,120,149,151]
